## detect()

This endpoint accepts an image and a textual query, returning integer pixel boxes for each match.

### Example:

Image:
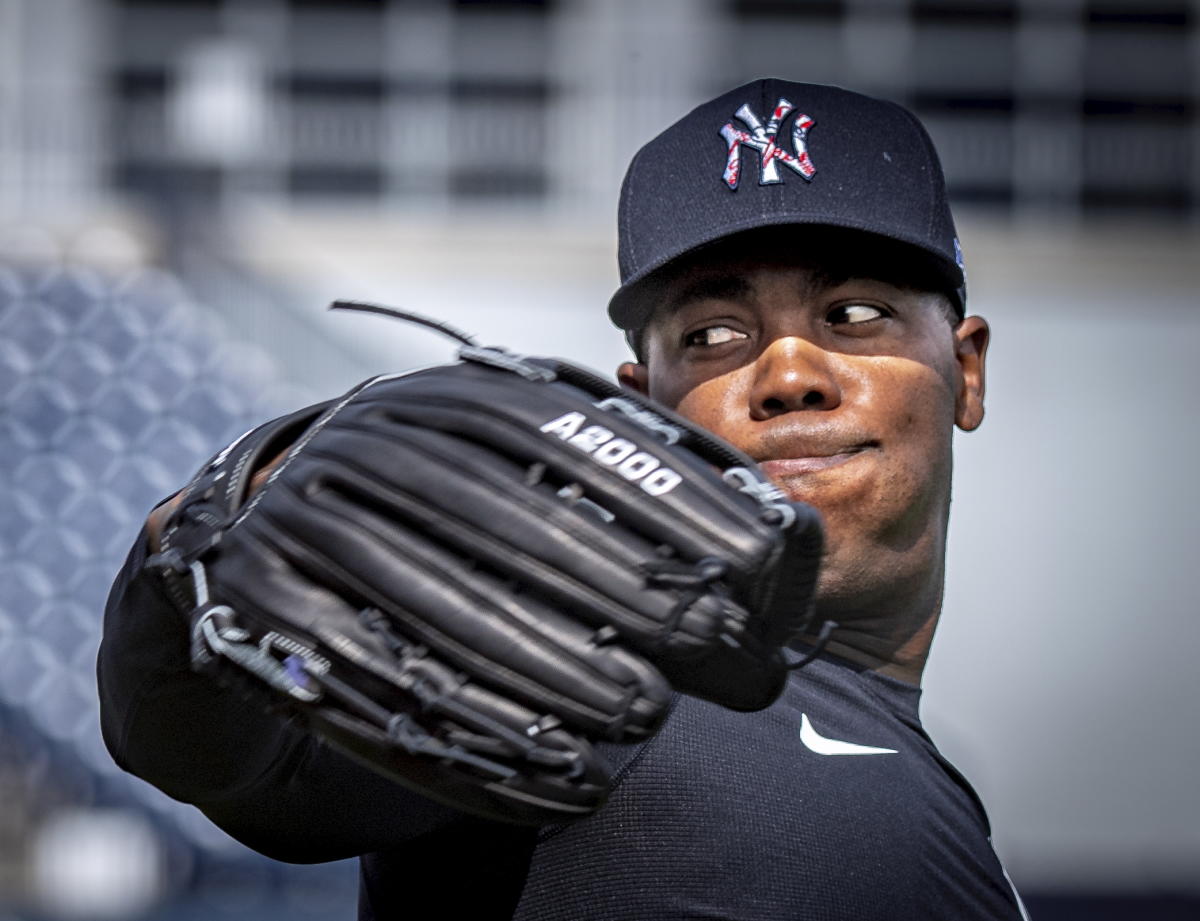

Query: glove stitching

[230,371,425,531]
[226,442,257,508]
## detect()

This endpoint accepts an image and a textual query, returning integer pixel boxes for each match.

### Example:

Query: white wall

[925,222,1200,891]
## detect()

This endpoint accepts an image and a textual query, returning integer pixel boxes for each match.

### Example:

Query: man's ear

[954,315,989,432]
[617,361,650,395]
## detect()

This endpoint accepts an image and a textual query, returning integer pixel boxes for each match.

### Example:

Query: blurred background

[0,0,1197,918]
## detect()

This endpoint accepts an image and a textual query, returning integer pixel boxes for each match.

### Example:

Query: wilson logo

[539,411,682,496]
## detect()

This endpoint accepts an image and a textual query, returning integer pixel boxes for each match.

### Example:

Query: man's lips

[757,445,874,478]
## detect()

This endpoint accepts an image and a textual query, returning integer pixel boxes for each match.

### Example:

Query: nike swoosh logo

[800,714,898,756]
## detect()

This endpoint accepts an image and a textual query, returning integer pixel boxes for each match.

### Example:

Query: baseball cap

[607,79,966,338]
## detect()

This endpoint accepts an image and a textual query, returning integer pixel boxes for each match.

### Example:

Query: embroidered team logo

[720,98,816,189]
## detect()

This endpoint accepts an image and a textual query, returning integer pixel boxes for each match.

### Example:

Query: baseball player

[98,79,1029,919]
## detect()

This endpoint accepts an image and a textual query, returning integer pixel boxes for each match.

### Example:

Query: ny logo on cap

[720,98,816,189]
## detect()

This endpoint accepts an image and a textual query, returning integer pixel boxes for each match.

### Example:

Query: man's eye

[683,326,748,347]
[828,303,887,325]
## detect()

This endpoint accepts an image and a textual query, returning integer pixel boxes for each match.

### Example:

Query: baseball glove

[147,305,824,825]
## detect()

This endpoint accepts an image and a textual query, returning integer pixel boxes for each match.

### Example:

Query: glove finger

[292,427,749,659]
[223,503,672,741]
[201,531,613,823]
[307,656,613,826]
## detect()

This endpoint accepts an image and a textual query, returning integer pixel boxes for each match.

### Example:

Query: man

[99,79,1026,919]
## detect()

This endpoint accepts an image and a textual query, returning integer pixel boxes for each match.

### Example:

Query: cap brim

[608,218,966,332]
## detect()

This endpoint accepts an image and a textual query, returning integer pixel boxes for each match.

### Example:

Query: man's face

[618,243,989,619]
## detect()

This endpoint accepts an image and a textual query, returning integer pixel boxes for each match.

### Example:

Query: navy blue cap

[608,79,966,333]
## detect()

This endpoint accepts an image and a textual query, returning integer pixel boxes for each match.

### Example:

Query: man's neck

[798,578,945,687]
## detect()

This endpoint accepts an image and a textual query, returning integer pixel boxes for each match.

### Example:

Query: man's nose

[748,336,842,418]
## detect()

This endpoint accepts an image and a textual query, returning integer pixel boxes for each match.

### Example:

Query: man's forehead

[654,231,945,305]
[659,261,852,314]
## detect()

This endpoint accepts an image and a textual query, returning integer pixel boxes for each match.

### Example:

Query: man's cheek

[879,362,958,426]
[671,385,743,439]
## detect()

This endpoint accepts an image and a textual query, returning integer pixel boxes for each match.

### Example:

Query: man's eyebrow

[662,267,856,315]
[664,275,753,313]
